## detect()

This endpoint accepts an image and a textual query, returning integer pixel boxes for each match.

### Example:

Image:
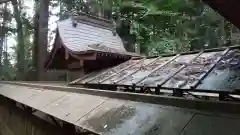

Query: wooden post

[37,0,49,81]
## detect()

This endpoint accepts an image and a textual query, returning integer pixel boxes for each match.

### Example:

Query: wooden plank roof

[0,83,194,135]
[71,45,240,94]
[2,82,240,134]
[57,16,138,56]
[59,19,121,53]
[45,14,139,70]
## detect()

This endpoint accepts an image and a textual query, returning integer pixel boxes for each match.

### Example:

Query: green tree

[12,0,25,80]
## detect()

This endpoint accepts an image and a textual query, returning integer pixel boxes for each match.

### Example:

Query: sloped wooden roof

[71,45,240,94]
[58,18,130,55]
[45,13,138,69]
[0,83,202,135]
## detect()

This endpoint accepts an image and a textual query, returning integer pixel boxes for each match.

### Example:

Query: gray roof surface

[73,47,240,92]
[0,84,191,135]
[58,18,136,56]
[1,83,240,135]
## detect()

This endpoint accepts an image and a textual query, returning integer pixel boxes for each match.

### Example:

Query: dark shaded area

[203,0,240,29]
[0,97,93,135]
[45,40,130,72]
[116,20,136,52]
[84,57,127,73]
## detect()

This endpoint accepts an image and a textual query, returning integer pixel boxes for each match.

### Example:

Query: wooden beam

[158,51,204,87]
[135,54,181,85]
[3,82,240,114]
[114,56,162,84]
[99,58,146,83]
[86,59,133,83]
[190,48,230,89]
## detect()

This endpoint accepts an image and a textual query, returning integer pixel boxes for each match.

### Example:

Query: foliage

[0,0,34,80]
[58,0,239,55]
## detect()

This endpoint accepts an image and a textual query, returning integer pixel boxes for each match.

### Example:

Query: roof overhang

[203,0,240,29]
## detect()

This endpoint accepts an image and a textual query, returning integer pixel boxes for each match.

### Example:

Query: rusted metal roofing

[71,46,240,94]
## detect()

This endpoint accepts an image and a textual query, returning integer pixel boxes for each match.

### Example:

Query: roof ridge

[74,12,113,23]
[70,12,115,30]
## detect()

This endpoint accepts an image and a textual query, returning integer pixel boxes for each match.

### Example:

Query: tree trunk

[0,3,7,78]
[32,0,39,80]
[225,20,232,45]
[3,4,8,80]
[3,35,8,80]
[37,0,49,81]
[12,0,25,80]
[220,18,225,44]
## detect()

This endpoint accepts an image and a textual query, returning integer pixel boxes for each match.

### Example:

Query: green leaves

[58,0,238,55]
